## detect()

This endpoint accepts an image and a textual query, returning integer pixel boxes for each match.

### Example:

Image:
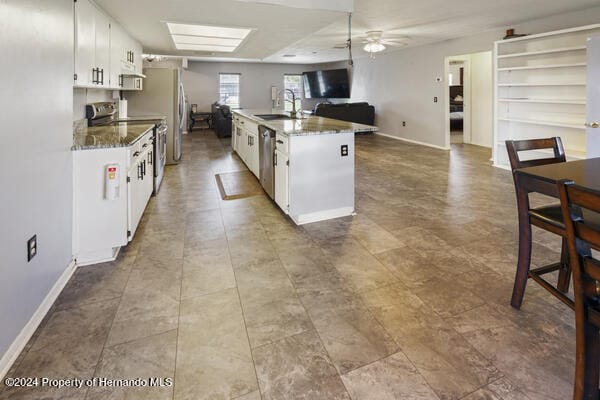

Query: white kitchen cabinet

[94,9,110,88]
[238,128,249,163]
[133,41,143,74]
[233,115,260,176]
[247,130,259,177]
[127,132,153,239]
[74,0,96,86]
[75,0,144,89]
[73,128,154,266]
[232,116,239,152]
[274,148,289,213]
[109,22,125,88]
[75,0,110,87]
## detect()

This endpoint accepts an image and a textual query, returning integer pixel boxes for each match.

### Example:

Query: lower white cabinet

[247,130,259,177]
[274,148,289,212]
[73,130,153,266]
[232,118,239,152]
[127,143,153,239]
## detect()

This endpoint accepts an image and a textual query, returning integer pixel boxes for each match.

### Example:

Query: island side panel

[288,132,355,224]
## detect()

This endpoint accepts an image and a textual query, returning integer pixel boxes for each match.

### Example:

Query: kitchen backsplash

[73,87,119,121]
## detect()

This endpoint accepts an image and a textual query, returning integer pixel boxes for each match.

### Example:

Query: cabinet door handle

[137,163,143,179]
[119,74,123,87]
[148,150,153,165]
[142,160,146,178]
[142,143,148,148]
[99,68,104,85]
[276,139,284,144]
[133,151,140,157]
[92,68,98,84]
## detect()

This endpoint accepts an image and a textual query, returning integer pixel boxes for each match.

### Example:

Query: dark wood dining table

[515,157,600,197]
[512,157,600,309]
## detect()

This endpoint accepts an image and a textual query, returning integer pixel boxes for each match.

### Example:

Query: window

[284,74,303,112]
[219,73,240,108]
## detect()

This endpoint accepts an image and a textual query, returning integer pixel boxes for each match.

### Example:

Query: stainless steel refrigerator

[126,68,185,164]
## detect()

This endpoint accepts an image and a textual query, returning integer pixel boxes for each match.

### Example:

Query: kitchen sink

[254,114,292,120]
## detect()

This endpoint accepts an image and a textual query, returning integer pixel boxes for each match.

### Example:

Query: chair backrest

[505,137,566,171]
[558,179,600,398]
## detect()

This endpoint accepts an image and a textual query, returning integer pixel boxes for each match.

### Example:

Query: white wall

[182,61,350,112]
[469,51,493,147]
[0,0,74,373]
[349,5,600,148]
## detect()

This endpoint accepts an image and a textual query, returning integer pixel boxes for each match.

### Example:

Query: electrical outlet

[341,144,349,157]
[433,97,438,103]
[27,235,37,262]
[402,121,406,127]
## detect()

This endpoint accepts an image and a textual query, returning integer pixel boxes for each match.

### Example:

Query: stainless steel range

[86,102,167,194]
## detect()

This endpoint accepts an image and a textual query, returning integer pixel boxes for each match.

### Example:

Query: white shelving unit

[493,24,600,169]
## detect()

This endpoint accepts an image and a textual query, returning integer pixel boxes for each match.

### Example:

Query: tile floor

[1,130,575,400]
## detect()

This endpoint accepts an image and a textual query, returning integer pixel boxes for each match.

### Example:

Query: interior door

[587,36,600,157]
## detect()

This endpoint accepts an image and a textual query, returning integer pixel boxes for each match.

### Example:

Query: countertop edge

[71,124,154,151]
[232,109,378,136]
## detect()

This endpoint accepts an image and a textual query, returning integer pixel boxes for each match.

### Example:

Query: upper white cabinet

[75,0,106,87]
[493,24,600,168]
[109,22,125,88]
[75,0,144,90]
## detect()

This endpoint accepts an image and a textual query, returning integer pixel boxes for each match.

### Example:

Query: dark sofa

[211,103,232,137]
[314,102,375,127]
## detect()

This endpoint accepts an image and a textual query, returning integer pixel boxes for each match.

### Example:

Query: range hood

[122,72,146,78]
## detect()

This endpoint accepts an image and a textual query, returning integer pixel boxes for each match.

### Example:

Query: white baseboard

[375,132,450,151]
[291,207,354,225]
[493,163,511,171]
[0,259,77,380]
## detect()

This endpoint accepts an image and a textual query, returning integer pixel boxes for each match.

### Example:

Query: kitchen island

[232,109,377,224]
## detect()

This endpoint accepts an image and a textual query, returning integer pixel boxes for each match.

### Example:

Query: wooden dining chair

[505,137,571,309]
[558,179,600,400]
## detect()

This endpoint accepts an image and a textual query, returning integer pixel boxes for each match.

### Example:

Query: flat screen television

[302,68,350,99]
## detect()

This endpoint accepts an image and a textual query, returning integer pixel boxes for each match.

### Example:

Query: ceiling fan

[334,30,409,58]
[360,31,409,57]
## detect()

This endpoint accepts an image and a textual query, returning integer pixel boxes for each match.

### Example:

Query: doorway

[444,51,493,150]
[449,60,467,144]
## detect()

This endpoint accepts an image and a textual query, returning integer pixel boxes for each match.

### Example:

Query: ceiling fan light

[363,42,385,53]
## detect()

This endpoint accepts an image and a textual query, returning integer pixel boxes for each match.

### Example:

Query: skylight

[166,23,252,52]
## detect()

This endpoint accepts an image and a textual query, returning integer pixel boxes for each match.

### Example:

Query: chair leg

[557,237,571,293]
[574,322,600,400]
[511,190,532,309]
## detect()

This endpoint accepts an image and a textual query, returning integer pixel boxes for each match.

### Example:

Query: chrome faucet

[285,89,299,119]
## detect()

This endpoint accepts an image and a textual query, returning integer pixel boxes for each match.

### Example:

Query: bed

[449,85,464,131]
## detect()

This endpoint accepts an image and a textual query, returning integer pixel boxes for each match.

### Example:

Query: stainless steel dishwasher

[258,125,276,199]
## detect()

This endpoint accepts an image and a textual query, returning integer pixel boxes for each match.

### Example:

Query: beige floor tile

[235,260,312,348]
[342,352,439,400]
[87,330,177,400]
[175,288,257,400]
[252,330,350,400]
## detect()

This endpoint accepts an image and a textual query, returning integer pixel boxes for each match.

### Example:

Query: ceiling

[95,0,600,64]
